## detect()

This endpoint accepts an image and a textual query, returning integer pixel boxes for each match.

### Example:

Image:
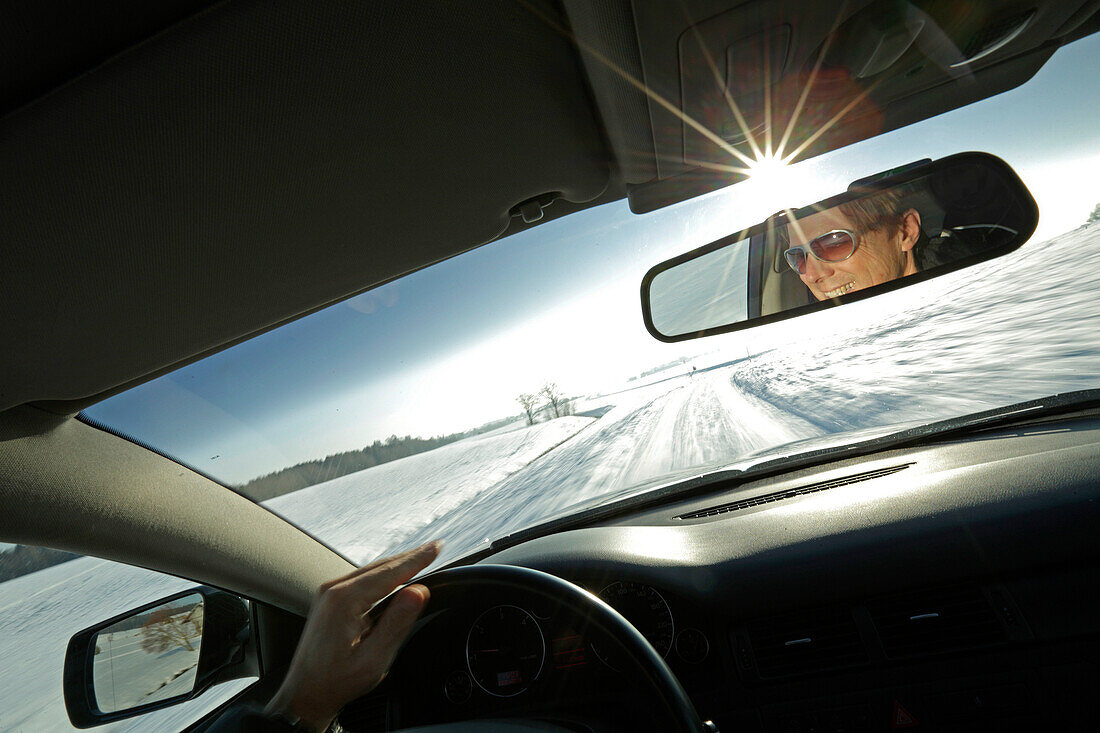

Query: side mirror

[63,587,257,728]
[641,152,1038,341]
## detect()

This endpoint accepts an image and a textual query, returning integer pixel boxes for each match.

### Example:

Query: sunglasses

[783,229,859,274]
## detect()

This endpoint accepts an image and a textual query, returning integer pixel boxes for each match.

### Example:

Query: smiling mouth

[820,282,855,298]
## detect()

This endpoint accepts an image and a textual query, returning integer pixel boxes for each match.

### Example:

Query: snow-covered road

[382,369,825,565]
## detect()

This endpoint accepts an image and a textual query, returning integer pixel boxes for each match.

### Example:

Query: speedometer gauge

[593,581,674,669]
[466,605,545,697]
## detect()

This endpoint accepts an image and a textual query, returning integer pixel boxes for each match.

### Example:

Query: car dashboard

[340,413,1100,732]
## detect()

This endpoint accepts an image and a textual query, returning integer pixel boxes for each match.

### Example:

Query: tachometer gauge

[593,581,674,669]
[466,605,545,697]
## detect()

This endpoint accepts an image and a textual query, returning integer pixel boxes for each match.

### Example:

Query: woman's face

[790,207,921,301]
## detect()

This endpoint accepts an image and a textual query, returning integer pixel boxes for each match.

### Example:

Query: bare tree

[540,382,566,418]
[516,393,539,425]
[140,607,202,654]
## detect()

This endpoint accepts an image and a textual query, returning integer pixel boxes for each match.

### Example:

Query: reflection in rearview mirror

[92,593,204,713]
[642,152,1038,341]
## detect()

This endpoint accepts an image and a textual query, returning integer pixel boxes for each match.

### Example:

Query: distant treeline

[235,416,518,502]
[627,356,693,381]
[0,544,81,582]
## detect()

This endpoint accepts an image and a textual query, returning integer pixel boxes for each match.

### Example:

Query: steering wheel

[381,564,709,732]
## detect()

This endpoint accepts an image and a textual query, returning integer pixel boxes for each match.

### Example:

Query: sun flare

[738,151,806,206]
[745,152,794,185]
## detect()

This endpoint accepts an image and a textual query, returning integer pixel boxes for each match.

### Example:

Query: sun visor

[0,0,611,413]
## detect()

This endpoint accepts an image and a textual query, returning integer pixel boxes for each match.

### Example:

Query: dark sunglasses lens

[784,248,807,274]
[810,231,855,261]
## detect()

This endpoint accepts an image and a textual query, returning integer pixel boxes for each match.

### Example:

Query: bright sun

[745,152,793,185]
[739,152,799,207]
[711,150,833,229]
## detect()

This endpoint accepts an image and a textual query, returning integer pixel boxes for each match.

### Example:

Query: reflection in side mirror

[64,587,255,728]
[641,152,1038,341]
[92,593,204,713]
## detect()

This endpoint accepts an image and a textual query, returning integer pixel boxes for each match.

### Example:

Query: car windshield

[83,34,1100,568]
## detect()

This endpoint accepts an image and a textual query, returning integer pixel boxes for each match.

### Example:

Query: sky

[84,33,1100,485]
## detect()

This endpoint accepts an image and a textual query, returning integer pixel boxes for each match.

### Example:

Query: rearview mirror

[64,587,256,728]
[641,152,1038,341]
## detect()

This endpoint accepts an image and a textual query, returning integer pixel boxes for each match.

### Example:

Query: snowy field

[265,416,595,563]
[726,223,1100,434]
[3,224,1099,730]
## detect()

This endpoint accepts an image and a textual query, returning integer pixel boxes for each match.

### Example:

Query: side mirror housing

[63,587,257,728]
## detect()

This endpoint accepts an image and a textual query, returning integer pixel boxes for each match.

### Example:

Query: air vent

[868,586,1007,659]
[675,463,912,520]
[339,693,389,731]
[744,606,867,678]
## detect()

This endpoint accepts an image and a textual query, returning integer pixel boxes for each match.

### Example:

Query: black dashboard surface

[343,415,1100,732]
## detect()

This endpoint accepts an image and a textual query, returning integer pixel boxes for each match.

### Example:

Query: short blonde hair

[838,188,907,235]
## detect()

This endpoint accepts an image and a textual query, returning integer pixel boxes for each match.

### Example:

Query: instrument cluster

[436,580,711,705]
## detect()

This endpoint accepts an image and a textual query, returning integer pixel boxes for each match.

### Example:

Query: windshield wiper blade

[486,389,1100,555]
[888,387,1100,437]
[745,388,1100,476]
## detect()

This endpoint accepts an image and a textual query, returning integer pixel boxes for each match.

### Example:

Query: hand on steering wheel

[265,541,442,732]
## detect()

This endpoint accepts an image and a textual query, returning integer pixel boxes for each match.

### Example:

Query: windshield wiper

[747,388,1100,476]
[486,389,1100,555]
